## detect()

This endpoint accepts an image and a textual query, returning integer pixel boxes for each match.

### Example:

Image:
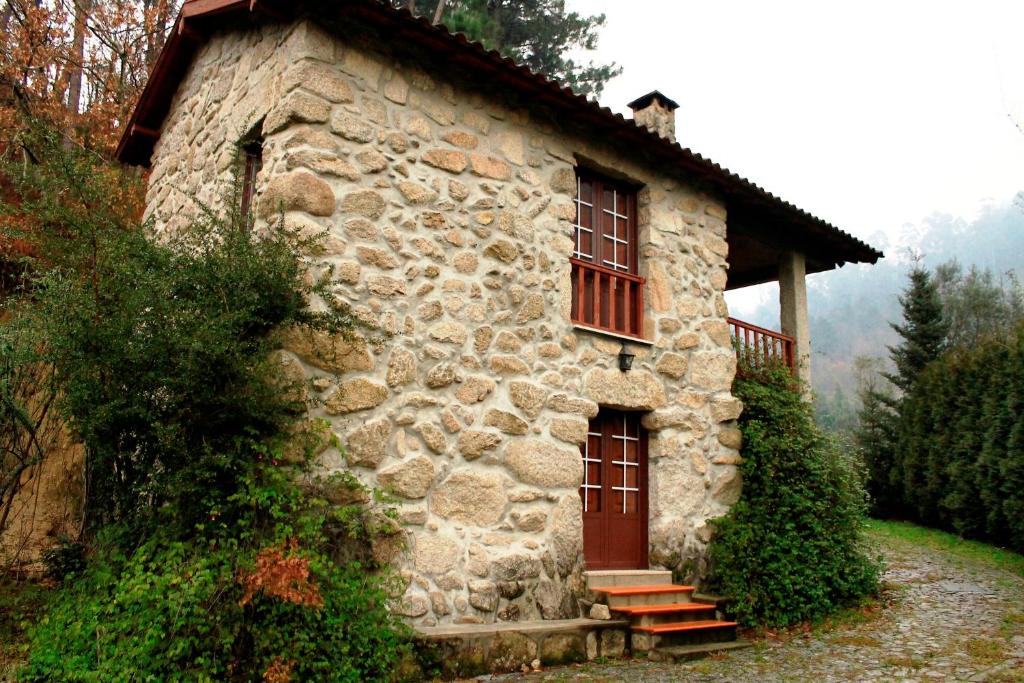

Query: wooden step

[611,602,715,616]
[633,619,737,635]
[592,584,695,607]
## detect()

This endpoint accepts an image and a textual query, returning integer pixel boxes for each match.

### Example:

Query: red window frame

[570,170,645,338]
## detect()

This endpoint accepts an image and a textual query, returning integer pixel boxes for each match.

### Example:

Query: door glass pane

[580,428,602,512]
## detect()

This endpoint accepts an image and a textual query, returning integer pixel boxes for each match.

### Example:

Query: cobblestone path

[498,527,1024,682]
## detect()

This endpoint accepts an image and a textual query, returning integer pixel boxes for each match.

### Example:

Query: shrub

[888,323,1024,552]
[4,125,406,681]
[707,363,881,627]
[19,458,408,683]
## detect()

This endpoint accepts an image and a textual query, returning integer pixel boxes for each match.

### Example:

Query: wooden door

[580,409,649,569]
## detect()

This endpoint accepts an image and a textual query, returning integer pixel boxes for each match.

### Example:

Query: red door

[580,410,649,569]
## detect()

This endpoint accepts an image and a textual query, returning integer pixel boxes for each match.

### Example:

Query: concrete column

[778,251,812,393]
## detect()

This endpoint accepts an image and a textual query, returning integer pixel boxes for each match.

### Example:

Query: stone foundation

[411,618,630,679]
[144,17,743,627]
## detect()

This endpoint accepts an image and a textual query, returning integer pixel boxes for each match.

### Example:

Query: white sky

[567,0,1024,316]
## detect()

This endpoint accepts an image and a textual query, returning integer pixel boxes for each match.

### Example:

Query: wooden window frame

[239,139,263,228]
[570,169,646,339]
[572,171,639,274]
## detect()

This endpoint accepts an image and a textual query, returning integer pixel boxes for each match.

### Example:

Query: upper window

[572,173,638,274]
[570,170,644,338]
[239,139,263,228]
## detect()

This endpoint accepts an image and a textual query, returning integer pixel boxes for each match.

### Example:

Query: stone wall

[144,18,743,627]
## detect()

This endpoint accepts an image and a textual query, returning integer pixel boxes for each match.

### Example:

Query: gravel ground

[496,528,1024,682]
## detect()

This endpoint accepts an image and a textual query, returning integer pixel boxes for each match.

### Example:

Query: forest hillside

[732,196,1024,425]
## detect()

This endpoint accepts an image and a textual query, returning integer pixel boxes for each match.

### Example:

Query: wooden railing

[570,258,645,339]
[728,317,796,372]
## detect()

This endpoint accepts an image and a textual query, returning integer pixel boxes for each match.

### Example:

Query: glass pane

[602,211,616,265]
[579,178,593,205]
[625,415,639,439]
[587,487,601,512]
[587,461,602,485]
[602,186,615,212]
[625,465,638,488]
[624,490,637,514]
[625,439,638,463]
[616,216,629,270]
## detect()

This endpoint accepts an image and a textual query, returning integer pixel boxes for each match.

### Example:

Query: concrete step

[647,639,753,662]
[584,569,672,590]
[592,584,696,608]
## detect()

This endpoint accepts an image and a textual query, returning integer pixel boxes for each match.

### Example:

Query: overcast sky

[567,0,1024,313]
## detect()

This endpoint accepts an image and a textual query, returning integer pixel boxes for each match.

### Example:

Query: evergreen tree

[941,349,986,538]
[394,0,621,97]
[884,266,949,393]
[853,359,899,516]
[975,350,1014,541]
[1000,328,1024,552]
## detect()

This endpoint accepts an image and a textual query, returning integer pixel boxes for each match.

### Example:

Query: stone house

[116,0,880,631]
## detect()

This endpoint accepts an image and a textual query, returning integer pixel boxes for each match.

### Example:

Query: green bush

[707,364,881,627]
[3,125,406,681]
[20,460,407,683]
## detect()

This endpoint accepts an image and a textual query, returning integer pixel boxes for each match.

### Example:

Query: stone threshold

[416,617,630,640]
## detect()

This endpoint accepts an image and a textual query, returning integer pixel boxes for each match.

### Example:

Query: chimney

[627,90,679,142]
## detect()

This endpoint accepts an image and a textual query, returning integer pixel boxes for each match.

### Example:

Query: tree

[394,0,621,97]
[853,357,898,516]
[0,0,178,155]
[884,265,949,394]
[933,259,1024,347]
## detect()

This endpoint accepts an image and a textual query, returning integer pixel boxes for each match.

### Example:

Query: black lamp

[618,348,635,372]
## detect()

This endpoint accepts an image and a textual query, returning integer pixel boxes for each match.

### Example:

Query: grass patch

[1001,610,1024,639]
[963,637,1008,665]
[867,520,1024,578]
[881,654,927,669]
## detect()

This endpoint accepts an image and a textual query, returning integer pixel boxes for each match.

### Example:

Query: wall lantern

[618,348,635,372]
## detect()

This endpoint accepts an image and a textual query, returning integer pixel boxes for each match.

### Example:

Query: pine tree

[884,267,949,394]
[394,0,621,97]
[854,378,898,516]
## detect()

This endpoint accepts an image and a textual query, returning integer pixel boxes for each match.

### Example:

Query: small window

[239,139,263,227]
[570,170,644,338]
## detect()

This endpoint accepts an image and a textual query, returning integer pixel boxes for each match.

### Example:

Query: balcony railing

[570,258,644,339]
[728,317,795,372]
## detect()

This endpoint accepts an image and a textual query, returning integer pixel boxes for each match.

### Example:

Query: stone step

[584,569,673,590]
[647,639,753,663]
[592,584,695,608]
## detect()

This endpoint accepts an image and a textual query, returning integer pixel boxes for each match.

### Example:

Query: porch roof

[116,0,883,280]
